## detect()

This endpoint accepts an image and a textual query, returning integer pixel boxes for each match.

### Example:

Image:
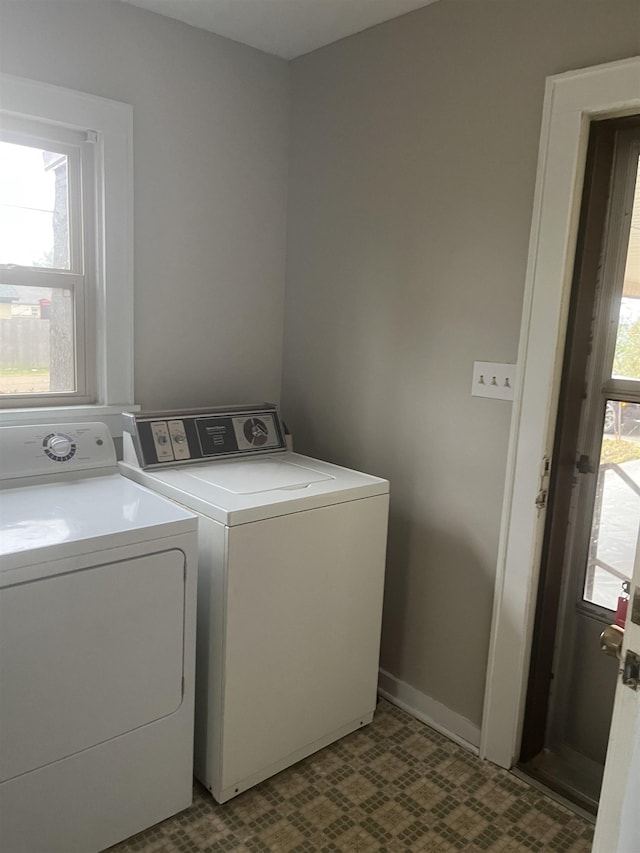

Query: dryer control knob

[43,433,76,460]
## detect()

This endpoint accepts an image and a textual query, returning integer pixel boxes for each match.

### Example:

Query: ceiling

[121,0,440,60]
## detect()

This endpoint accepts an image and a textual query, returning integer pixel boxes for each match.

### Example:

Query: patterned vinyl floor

[109,699,594,853]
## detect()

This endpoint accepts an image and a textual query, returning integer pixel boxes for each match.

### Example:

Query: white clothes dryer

[0,423,198,853]
[119,404,389,803]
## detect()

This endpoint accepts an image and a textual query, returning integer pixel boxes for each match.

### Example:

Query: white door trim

[480,56,640,768]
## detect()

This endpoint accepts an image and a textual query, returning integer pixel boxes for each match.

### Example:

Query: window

[1,118,95,404]
[0,74,134,431]
[581,134,640,611]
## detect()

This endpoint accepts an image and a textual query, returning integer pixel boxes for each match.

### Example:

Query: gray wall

[2,0,639,741]
[283,1,640,732]
[0,0,289,411]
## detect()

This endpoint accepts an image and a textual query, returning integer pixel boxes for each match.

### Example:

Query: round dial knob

[48,436,72,456]
[243,417,268,446]
[43,432,77,461]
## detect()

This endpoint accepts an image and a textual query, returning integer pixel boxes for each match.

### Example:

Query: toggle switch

[472,361,516,401]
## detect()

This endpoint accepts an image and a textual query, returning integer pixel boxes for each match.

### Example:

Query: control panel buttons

[126,407,287,468]
[150,422,175,462]
[168,420,191,461]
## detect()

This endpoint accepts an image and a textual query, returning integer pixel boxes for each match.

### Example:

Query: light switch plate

[472,361,515,401]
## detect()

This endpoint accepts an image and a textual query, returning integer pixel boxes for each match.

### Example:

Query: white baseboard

[378,669,480,754]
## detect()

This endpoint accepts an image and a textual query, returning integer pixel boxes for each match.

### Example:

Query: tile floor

[109,699,594,852]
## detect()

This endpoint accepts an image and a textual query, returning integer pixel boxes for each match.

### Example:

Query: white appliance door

[0,550,185,782]
[221,495,388,792]
[592,531,640,852]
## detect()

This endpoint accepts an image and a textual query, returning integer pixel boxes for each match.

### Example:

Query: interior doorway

[518,117,640,813]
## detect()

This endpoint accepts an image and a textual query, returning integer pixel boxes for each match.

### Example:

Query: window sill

[0,404,140,437]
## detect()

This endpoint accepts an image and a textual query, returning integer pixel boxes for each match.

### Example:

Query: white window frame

[0,74,136,434]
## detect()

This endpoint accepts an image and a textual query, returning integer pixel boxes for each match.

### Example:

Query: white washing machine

[119,404,389,803]
[0,423,198,853]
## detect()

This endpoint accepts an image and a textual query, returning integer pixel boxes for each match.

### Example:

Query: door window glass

[584,403,639,609]
[612,155,640,380]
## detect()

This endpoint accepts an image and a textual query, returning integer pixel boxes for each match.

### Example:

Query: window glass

[0,284,76,395]
[0,141,70,270]
[583,402,639,609]
[612,156,640,380]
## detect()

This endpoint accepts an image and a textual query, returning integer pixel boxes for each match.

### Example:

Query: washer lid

[188,458,333,494]
[119,452,389,525]
[0,474,196,574]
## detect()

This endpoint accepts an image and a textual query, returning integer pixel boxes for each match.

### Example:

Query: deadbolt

[622,650,640,690]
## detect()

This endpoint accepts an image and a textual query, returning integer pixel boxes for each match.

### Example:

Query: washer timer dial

[43,432,77,462]
[243,417,269,447]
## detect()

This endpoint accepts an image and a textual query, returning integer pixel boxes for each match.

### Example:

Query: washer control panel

[123,404,287,469]
[0,422,116,481]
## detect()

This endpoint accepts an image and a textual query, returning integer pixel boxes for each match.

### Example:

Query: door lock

[600,624,624,658]
[622,650,640,690]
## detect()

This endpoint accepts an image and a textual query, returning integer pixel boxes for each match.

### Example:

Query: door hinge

[535,454,551,511]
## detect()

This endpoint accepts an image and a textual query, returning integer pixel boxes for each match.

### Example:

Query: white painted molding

[592,595,640,849]
[0,73,135,412]
[378,669,480,753]
[481,56,640,769]
[0,404,140,437]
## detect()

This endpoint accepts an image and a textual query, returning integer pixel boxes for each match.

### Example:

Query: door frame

[480,56,640,769]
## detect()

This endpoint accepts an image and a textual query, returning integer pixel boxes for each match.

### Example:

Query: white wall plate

[472,362,515,401]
